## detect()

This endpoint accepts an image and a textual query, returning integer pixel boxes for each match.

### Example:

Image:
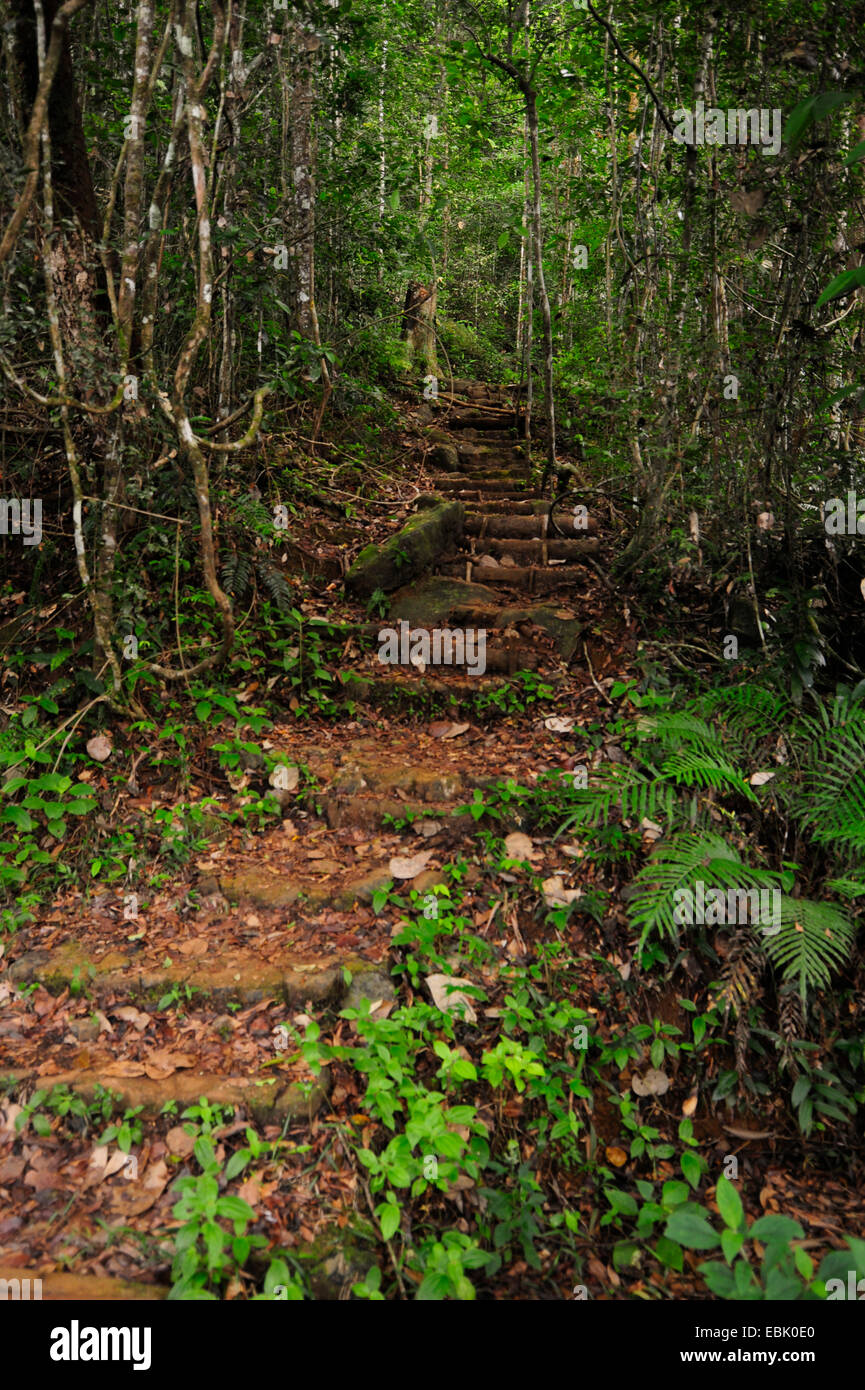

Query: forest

[0,0,864,1320]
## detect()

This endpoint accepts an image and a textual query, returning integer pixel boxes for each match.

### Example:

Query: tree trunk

[525,86,556,482]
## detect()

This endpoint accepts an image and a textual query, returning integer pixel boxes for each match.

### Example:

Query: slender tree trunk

[525,85,556,480]
[289,22,318,339]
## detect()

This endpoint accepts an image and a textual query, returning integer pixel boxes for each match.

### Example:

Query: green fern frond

[762,896,856,996]
[795,718,865,853]
[825,876,865,900]
[255,558,293,614]
[556,764,678,835]
[695,685,793,743]
[221,551,252,600]
[627,832,779,945]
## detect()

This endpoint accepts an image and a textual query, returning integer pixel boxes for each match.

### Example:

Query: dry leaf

[103,1148,131,1179]
[102,1060,146,1077]
[426,974,478,1023]
[268,764,299,792]
[112,1005,150,1032]
[541,875,581,908]
[177,936,210,956]
[504,831,536,861]
[389,850,433,879]
[105,1159,170,1218]
[544,716,575,733]
[143,1050,195,1081]
[86,734,112,762]
[165,1125,195,1158]
[606,1146,628,1167]
[441,722,469,740]
[749,770,775,786]
[84,1145,109,1188]
[681,1094,698,1117]
[632,1068,670,1097]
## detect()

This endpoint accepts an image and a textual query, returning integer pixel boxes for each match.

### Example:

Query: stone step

[0,1267,168,1301]
[466,514,598,539]
[455,429,520,444]
[3,1064,330,1125]
[447,412,519,431]
[457,446,528,465]
[435,480,536,496]
[467,500,550,516]
[442,549,599,588]
[446,378,524,399]
[468,536,600,561]
[433,471,531,485]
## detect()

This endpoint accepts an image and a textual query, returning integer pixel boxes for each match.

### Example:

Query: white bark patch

[73,501,85,554]
[180,418,195,443]
[203,283,212,303]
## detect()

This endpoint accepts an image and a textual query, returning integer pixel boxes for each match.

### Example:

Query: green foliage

[553,683,864,994]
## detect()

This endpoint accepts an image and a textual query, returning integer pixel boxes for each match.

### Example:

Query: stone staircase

[431,378,599,590]
[368,378,607,682]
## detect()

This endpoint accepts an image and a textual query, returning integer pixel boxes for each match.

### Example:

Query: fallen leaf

[504,831,536,861]
[144,1050,195,1081]
[112,1006,150,1032]
[749,770,775,786]
[544,716,575,733]
[165,1125,195,1157]
[632,1068,670,1097]
[177,936,210,957]
[441,722,469,740]
[426,974,478,1023]
[84,1145,109,1188]
[389,850,434,879]
[105,1159,169,1217]
[606,1146,628,1167]
[682,1093,698,1117]
[268,764,299,793]
[102,1060,146,1077]
[541,875,581,908]
[86,734,112,762]
[103,1148,131,1179]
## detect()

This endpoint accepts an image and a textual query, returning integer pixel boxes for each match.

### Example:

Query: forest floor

[1,382,862,1301]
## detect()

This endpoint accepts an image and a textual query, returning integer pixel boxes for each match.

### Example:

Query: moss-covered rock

[387,576,499,627]
[344,501,464,597]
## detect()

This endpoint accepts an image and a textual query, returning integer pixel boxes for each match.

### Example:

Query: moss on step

[345,501,464,597]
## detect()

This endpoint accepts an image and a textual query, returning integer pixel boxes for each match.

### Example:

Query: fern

[795,718,865,854]
[627,832,780,946]
[762,896,857,996]
[221,551,252,600]
[556,764,678,836]
[558,680,865,994]
[255,558,294,614]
